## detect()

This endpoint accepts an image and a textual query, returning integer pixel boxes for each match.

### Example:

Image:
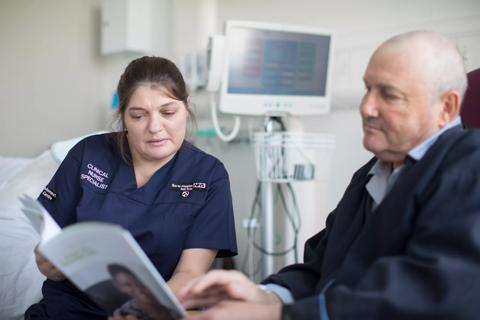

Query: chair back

[461,68,480,128]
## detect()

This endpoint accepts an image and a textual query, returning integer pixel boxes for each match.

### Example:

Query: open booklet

[20,194,186,320]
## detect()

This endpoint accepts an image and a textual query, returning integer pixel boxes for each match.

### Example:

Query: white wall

[0,0,173,157]
[0,0,101,156]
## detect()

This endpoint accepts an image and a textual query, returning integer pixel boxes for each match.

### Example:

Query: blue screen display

[227,27,331,96]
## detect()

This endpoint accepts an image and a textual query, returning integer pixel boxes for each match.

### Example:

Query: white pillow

[0,157,31,190]
[50,131,108,163]
[0,131,107,319]
[0,151,58,320]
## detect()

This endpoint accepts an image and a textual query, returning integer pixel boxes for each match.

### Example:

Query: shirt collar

[366,161,391,206]
[408,116,461,161]
[366,117,461,209]
[368,116,461,176]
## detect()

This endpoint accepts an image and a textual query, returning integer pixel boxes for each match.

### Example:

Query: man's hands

[178,270,283,320]
[178,270,280,309]
[34,244,66,281]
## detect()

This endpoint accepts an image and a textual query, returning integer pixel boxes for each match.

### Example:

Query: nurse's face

[124,85,188,167]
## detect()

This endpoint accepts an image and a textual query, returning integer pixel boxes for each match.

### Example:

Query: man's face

[359,46,444,165]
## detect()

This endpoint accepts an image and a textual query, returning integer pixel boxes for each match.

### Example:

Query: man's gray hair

[381,30,467,103]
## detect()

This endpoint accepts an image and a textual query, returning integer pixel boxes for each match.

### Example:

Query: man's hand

[178,270,281,310]
[183,300,282,320]
[34,244,66,281]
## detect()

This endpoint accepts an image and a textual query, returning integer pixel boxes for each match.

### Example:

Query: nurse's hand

[34,244,66,281]
[178,270,280,310]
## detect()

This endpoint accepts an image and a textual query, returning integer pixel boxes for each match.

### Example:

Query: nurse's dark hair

[114,56,195,162]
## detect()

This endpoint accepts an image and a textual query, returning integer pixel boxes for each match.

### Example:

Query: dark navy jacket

[266,126,480,319]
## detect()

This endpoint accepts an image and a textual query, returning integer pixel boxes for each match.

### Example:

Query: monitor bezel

[219,20,334,116]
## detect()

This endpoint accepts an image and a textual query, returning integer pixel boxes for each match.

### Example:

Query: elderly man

[179,30,480,320]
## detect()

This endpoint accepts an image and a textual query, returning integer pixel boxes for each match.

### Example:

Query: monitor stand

[260,116,284,279]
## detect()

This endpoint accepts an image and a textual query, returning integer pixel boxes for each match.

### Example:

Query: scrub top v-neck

[39,132,237,280]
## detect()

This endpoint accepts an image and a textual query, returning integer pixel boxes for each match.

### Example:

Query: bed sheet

[0,150,59,320]
[0,156,32,190]
[0,131,108,319]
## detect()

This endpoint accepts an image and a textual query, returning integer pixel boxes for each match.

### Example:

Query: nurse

[25,56,237,319]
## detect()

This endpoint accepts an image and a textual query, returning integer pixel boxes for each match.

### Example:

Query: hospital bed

[0,134,99,320]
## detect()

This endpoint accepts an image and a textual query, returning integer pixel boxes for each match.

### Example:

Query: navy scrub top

[39,133,237,280]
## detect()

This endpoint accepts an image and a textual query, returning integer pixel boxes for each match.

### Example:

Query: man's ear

[438,91,461,126]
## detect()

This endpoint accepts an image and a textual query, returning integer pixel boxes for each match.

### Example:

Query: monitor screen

[219,21,333,116]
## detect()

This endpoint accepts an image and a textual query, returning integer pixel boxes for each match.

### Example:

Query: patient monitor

[206,21,335,278]
[215,20,334,116]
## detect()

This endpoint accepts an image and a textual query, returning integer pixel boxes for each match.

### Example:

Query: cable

[283,183,303,263]
[209,93,241,142]
[263,116,286,131]
[242,182,262,278]
[243,182,301,267]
